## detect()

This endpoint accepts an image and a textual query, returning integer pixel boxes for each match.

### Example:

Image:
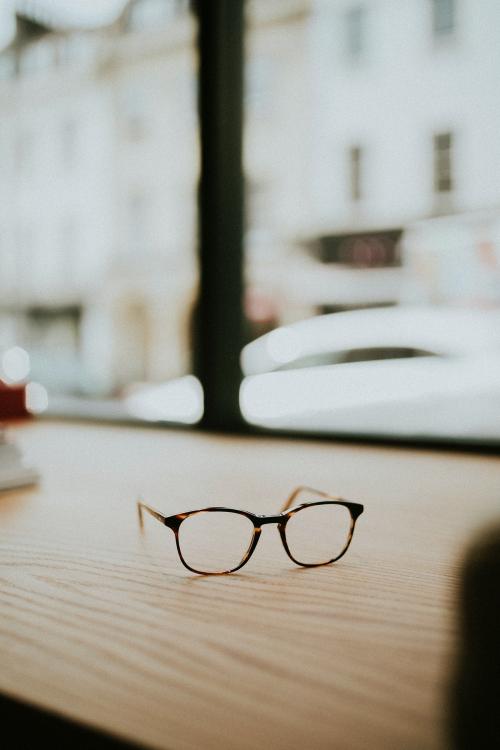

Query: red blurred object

[244,287,279,325]
[0,380,29,419]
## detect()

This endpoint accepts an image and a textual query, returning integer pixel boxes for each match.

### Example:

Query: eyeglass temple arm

[280,485,343,513]
[137,500,167,531]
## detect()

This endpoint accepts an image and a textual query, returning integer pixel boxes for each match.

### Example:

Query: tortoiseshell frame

[137,485,364,575]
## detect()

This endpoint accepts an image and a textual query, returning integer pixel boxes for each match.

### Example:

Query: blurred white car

[240,306,500,437]
[119,306,500,438]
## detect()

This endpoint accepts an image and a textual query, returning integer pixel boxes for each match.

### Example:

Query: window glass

[349,145,363,202]
[344,5,365,62]
[242,0,500,443]
[432,0,455,37]
[0,1,201,424]
[434,132,453,193]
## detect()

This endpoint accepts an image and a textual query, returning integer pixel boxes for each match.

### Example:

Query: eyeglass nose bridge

[254,513,286,527]
[253,514,295,564]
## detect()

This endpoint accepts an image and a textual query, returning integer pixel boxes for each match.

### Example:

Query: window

[315,231,402,268]
[434,132,453,193]
[432,0,455,38]
[25,306,82,395]
[348,145,362,202]
[3,1,500,449]
[345,5,365,62]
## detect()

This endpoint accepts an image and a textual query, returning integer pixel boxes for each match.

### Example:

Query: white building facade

[299,0,500,308]
[0,2,198,394]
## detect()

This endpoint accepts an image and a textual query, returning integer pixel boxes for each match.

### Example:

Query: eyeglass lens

[284,503,352,565]
[178,510,255,573]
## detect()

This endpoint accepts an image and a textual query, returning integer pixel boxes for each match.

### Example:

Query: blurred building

[298,0,500,312]
[1,0,500,397]
[245,0,500,325]
[0,0,197,395]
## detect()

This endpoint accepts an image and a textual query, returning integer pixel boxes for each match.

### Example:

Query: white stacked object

[0,428,39,491]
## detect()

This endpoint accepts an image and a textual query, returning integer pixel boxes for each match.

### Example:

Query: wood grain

[0,421,499,749]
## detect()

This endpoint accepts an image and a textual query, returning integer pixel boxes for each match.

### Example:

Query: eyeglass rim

[279,501,359,568]
[164,500,364,575]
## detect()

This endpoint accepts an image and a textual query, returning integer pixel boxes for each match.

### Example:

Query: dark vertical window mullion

[195,0,245,430]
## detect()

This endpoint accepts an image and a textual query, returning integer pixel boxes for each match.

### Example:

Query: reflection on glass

[0,1,199,423]
[242,0,500,441]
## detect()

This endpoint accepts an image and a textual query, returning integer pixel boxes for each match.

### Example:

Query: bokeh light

[25,381,49,413]
[2,346,31,383]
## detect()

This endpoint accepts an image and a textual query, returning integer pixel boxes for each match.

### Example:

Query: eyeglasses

[137,486,364,575]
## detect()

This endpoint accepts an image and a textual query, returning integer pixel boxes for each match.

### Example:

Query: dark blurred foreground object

[0,380,29,419]
[449,521,500,749]
[0,693,143,749]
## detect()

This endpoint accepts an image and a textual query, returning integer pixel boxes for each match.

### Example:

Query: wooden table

[1,421,499,749]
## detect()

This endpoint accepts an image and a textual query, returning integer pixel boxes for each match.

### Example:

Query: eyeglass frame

[137,485,364,575]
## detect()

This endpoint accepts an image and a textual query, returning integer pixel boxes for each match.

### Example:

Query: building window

[348,145,362,201]
[433,132,453,193]
[315,230,402,268]
[344,5,365,62]
[432,0,455,38]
